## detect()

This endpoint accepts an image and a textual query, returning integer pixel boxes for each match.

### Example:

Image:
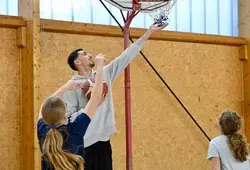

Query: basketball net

[142,0,177,27]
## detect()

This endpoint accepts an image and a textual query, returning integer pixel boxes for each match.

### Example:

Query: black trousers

[84,140,113,170]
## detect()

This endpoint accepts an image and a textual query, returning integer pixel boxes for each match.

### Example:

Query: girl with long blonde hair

[37,54,106,170]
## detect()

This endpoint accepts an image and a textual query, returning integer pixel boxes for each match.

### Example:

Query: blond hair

[41,96,84,170]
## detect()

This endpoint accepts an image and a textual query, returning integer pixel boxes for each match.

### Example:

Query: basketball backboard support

[104,0,174,13]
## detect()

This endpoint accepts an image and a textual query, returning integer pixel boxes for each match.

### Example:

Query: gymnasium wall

[40,28,243,170]
[0,9,247,169]
[239,0,250,141]
[0,27,21,169]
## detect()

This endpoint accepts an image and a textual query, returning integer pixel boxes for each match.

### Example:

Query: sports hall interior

[0,0,249,169]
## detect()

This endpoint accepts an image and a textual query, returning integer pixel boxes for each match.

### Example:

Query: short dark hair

[67,48,83,71]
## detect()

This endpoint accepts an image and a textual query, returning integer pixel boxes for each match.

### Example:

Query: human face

[76,50,95,69]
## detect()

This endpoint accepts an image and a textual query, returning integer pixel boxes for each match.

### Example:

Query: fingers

[101,55,107,62]
[96,53,107,60]
[76,83,84,89]
[98,93,108,106]
[97,53,107,57]
[151,22,169,29]
[100,93,105,100]
[64,80,86,91]
[95,53,107,66]
[71,82,84,90]
[101,93,108,101]
[161,23,169,29]
[96,53,103,57]
[102,93,108,99]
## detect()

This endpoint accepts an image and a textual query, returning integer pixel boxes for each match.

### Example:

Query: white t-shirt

[207,135,250,170]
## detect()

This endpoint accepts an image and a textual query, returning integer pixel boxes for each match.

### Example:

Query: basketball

[83,77,108,100]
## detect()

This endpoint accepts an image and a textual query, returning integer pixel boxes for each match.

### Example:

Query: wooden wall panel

[19,0,41,168]
[111,41,243,170]
[128,41,243,170]
[0,28,21,170]
[239,0,250,141]
[40,32,243,170]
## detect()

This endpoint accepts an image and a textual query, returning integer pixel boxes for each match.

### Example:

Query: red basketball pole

[124,28,133,170]
[122,10,137,170]
[120,1,141,170]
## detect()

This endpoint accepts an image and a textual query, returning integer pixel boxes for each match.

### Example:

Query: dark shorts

[84,140,113,170]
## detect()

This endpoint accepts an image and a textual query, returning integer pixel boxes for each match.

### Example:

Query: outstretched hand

[63,80,85,91]
[142,22,169,40]
[149,23,169,33]
[52,80,85,99]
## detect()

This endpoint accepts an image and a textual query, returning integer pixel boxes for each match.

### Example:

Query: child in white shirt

[207,110,250,170]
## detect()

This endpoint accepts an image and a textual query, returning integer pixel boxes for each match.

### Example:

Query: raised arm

[38,80,84,119]
[104,23,168,82]
[83,53,105,118]
[52,80,84,98]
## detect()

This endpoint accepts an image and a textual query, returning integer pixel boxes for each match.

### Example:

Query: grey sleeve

[63,91,82,122]
[104,38,146,82]
[207,141,220,160]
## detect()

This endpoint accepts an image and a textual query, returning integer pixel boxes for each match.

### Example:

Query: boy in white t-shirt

[207,110,250,170]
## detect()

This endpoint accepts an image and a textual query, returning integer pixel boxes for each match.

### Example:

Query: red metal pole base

[127,157,133,170]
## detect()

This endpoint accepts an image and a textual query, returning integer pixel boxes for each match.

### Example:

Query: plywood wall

[0,28,21,170]
[40,32,243,170]
[239,0,250,141]
[239,0,250,39]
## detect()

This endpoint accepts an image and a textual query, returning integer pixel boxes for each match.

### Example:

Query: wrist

[142,29,153,40]
[148,27,153,34]
[96,64,104,68]
[61,84,69,92]
[147,27,154,34]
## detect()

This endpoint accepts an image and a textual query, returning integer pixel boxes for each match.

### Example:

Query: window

[0,0,18,16]
[0,0,238,36]
[40,0,238,36]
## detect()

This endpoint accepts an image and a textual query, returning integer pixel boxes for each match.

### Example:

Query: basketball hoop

[104,0,176,27]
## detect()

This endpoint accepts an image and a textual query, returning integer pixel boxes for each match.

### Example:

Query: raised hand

[98,93,108,106]
[95,53,106,67]
[63,80,85,91]
[142,22,169,40]
[149,22,169,33]
[52,80,84,98]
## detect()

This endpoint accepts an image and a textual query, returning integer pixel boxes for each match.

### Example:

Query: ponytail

[227,133,249,162]
[43,128,84,170]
